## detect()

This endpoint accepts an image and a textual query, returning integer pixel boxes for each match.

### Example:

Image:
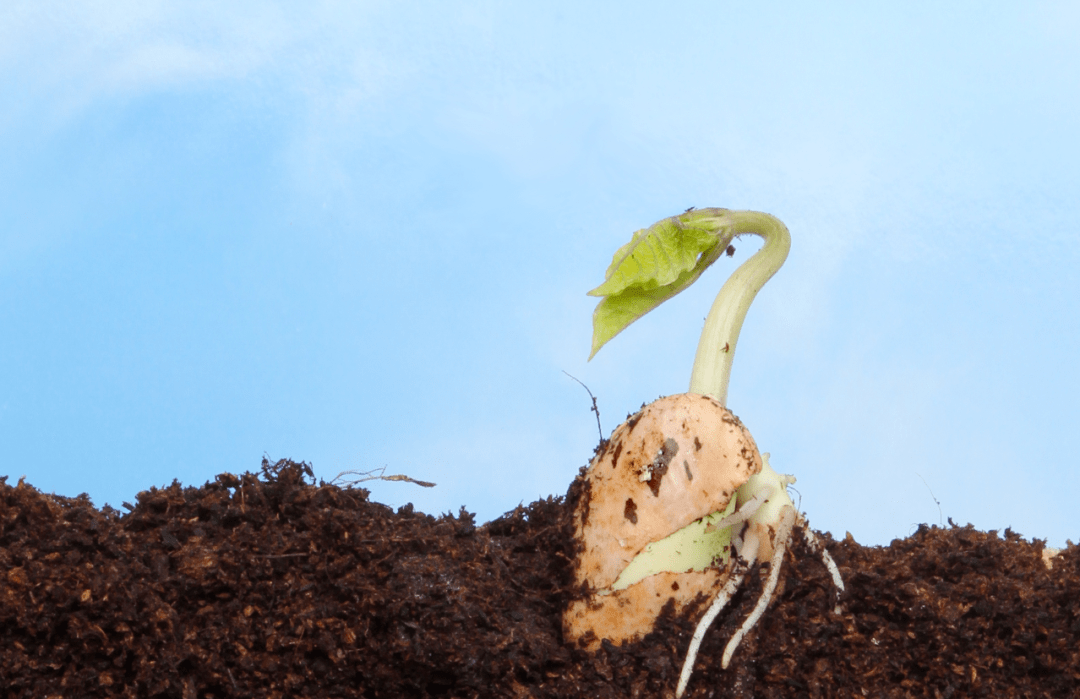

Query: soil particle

[646,438,677,497]
[1,459,1077,698]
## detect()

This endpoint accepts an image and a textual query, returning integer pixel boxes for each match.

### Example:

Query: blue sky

[2,2,1077,548]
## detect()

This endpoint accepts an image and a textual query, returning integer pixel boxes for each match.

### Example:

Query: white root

[676,530,760,698]
[721,506,796,668]
[800,522,845,614]
[675,505,845,699]
[702,488,769,531]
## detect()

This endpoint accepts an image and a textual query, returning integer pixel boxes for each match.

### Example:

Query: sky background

[2,1,1077,549]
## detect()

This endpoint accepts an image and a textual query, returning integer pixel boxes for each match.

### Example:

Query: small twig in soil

[915,472,943,526]
[331,466,436,489]
[563,370,604,446]
[255,553,310,559]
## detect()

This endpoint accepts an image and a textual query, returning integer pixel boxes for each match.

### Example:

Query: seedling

[563,208,844,698]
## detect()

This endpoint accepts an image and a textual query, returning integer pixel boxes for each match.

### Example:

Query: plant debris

[1,458,1077,698]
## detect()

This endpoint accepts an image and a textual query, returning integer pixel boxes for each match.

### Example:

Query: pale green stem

[688,211,791,405]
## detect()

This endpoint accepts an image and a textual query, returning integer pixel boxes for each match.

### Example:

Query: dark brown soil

[1,458,1077,698]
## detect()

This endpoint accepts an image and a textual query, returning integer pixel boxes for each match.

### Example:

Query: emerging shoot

[588,208,790,406]
[567,208,844,699]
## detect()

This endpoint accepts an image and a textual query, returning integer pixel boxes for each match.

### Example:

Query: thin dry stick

[563,371,604,444]
[331,466,436,489]
[915,471,944,526]
[255,553,310,559]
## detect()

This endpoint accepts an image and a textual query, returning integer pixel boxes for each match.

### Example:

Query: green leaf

[589,208,736,359]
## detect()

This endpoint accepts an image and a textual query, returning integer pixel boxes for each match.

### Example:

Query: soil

[1,458,1077,698]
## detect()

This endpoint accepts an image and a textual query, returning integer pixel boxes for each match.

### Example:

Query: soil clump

[1,458,1077,698]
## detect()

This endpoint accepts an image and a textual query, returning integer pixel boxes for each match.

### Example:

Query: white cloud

[0,1,404,126]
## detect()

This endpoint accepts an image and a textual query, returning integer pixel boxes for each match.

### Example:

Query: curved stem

[688,211,791,405]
